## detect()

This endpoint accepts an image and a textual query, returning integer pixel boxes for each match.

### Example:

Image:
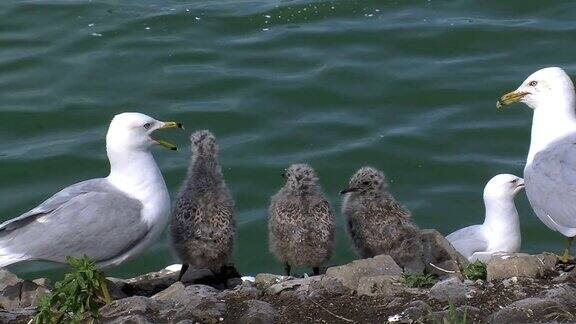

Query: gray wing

[525,134,576,236]
[446,225,488,259]
[0,179,106,231]
[0,179,150,264]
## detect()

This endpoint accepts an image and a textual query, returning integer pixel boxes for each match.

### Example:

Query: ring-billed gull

[0,112,183,269]
[497,66,576,262]
[447,174,524,262]
[268,164,334,276]
[340,167,423,273]
[171,130,236,283]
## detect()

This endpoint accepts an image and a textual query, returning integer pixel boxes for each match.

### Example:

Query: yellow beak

[153,121,184,151]
[159,121,184,130]
[496,91,529,109]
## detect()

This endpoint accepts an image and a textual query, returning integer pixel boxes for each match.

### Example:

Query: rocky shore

[1,230,576,323]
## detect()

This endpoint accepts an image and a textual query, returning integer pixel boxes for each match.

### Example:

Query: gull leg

[178,264,190,281]
[559,236,575,263]
[284,263,291,276]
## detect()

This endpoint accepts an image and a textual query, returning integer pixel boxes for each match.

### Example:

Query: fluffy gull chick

[171,130,236,283]
[268,164,335,276]
[0,112,182,268]
[497,67,576,262]
[341,167,424,272]
[447,174,525,262]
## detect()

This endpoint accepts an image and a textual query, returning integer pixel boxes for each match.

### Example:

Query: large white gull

[0,112,182,269]
[497,66,576,262]
[447,174,524,262]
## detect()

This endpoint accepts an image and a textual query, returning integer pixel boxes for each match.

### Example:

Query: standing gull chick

[0,112,182,268]
[268,164,335,276]
[447,174,525,262]
[497,67,576,262]
[171,130,236,282]
[341,167,423,272]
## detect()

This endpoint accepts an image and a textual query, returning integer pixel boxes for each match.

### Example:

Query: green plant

[35,255,111,324]
[432,302,468,324]
[401,273,438,288]
[463,260,487,281]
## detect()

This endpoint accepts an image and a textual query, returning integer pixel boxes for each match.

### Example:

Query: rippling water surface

[1,0,576,279]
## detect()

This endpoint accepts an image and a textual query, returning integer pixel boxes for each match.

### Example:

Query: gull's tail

[0,251,26,268]
[0,237,27,267]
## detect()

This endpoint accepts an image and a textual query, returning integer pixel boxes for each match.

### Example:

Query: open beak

[496,91,529,109]
[152,121,184,151]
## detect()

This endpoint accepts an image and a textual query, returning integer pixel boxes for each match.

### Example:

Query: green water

[1,0,575,280]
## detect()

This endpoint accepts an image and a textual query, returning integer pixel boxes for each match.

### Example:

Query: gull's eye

[143,122,153,130]
[528,80,538,87]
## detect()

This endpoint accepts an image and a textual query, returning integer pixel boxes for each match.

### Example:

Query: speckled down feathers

[342,167,423,270]
[170,130,235,272]
[268,164,335,268]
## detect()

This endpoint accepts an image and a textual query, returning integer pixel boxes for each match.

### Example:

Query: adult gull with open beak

[0,112,183,268]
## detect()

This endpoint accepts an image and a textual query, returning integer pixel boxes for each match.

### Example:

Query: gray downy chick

[341,167,424,273]
[171,130,236,282]
[268,164,335,276]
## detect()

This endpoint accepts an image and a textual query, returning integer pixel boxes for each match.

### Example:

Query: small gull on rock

[447,174,524,262]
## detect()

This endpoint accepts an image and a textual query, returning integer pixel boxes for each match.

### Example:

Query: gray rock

[308,276,347,296]
[0,308,35,324]
[151,281,187,301]
[429,277,468,303]
[100,296,160,321]
[254,273,291,288]
[0,269,48,310]
[356,275,403,297]
[487,297,570,323]
[180,267,214,284]
[401,300,432,321]
[552,271,574,283]
[32,278,52,290]
[155,284,226,323]
[218,284,261,300]
[227,277,243,289]
[0,269,24,310]
[266,276,319,295]
[487,253,556,281]
[240,299,278,324]
[276,289,308,303]
[325,255,402,290]
[20,280,50,308]
[106,315,155,324]
[106,278,129,300]
[420,230,468,276]
[121,269,177,295]
[541,285,576,307]
[0,269,22,290]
